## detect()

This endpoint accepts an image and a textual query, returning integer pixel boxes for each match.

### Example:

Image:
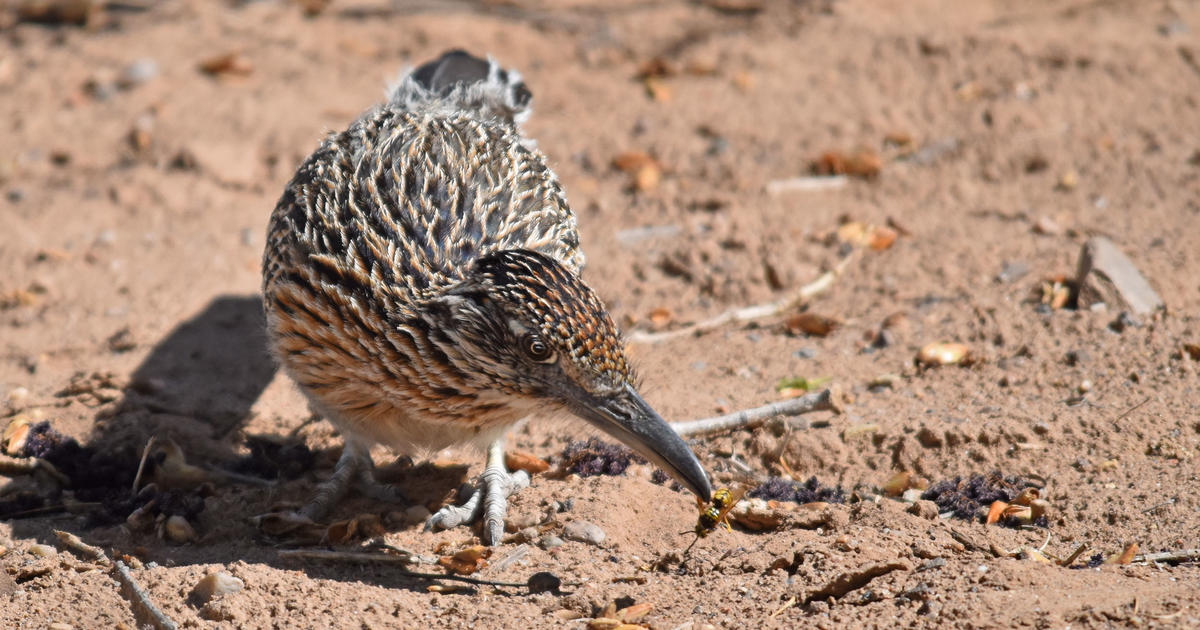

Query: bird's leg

[299,440,405,522]
[426,438,530,545]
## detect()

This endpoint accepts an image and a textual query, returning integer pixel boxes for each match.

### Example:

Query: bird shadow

[5,293,485,597]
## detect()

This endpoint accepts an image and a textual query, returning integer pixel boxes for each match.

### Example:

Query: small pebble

[119,58,159,88]
[95,229,117,246]
[562,520,605,546]
[996,261,1030,284]
[163,515,196,543]
[48,624,73,630]
[538,534,564,550]
[793,348,816,359]
[190,572,245,605]
[917,557,947,572]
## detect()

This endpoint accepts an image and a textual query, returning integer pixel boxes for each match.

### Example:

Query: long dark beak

[569,383,711,502]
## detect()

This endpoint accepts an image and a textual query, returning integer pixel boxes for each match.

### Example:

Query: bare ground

[2,0,1199,628]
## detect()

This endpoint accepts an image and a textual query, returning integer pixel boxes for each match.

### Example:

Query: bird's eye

[523,334,555,362]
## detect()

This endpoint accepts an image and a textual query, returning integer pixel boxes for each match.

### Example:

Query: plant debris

[922,472,1046,527]
[230,436,316,481]
[784,312,840,337]
[916,342,972,367]
[776,376,832,397]
[438,545,490,575]
[811,149,883,179]
[750,476,846,505]
[560,438,641,477]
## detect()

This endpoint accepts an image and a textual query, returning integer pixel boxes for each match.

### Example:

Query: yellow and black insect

[683,486,746,555]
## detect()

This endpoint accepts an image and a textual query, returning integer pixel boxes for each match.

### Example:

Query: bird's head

[422,249,711,502]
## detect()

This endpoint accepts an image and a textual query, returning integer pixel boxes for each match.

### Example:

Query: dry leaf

[438,545,490,575]
[612,151,656,173]
[325,514,385,544]
[505,450,550,475]
[1109,542,1139,565]
[616,602,653,623]
[632,163,661,191]
[1039,276,1072,309]
[1022,547,1053,564]
[198,52,254,77]
[636,57,675,79]
[884,131,915,149]
[986,500,1008,525]
[643,77,672,102]
[647,307,672,326]
[835,221,868,245]
[868,226,898,251]
[785,312,840,337]
[916,342,971,367]
[2,415,33,456]
[882,471,917,497]
[813,149,881,179]
[1010,488,1040,506]
[1001,503,1033,524]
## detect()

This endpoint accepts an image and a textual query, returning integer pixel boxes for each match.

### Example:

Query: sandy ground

[2,0,1200,627]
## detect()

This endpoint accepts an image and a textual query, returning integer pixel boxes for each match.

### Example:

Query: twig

[1113,396,1151,422]
[278,549,531,589]
[279,549,422,565]
[628,253,856,344]
[1059,542,1090,567]
[0,454,70,485]
[770,596,797,618]
[113,560,178,630]
[1134,549,1200,565]
[131,436,156,495]
[53,530,110,565]
[670,389,838,437]
[1142,498,1175,514]
[766,176,848,195]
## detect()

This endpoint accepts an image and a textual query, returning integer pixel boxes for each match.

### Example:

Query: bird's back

[263,53,584,320]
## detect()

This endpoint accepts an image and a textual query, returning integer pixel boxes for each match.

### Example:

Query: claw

[426,439,529,545]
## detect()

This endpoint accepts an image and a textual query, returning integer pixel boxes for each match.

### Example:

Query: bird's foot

[292,442,406,523]
[426,440,529,545]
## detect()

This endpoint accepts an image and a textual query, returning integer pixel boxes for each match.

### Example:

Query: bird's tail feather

[387,49,533,125]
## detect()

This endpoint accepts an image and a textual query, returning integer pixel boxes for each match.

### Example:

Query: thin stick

[770,595,797,618]
[628,253,856,344]
[1059,542,1090,567]
[54,530,110,565]
[0,454,70,485]
[670,389,838,437]
[1113,396,1151,422]
[131,436,156,495]
[279,549,418,565]
[278,549,530,588]
[113,560,178,630]
[1142,498,1175,513]
[1134,549,1200,565]
[766,176,848,195]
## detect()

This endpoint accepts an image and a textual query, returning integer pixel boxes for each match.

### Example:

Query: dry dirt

[3,0,1200,628]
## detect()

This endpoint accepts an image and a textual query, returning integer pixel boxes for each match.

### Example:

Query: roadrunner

[262,50,711,544]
